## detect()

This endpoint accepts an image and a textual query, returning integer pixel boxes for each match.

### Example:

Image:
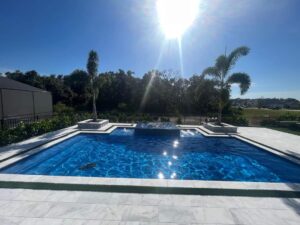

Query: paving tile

[0,189,299,225]
[45,190,82,202]
[230,208,287,225]
[45,202,106,220]
[140,194,162,206]
[77,191,113,204]
[61,219,111,225]
[170,195,195,206]
[0,216,23,225]
[19,217,63,225]
[237,197,294,210]
[286,221,300,225]
[102,205,130,221]
[100,221,121,225]
[193,207,236,224]
[200,196,244,209]
[158,206,196,223]
[62,219,87,225]
[284,198,300,211]
[156,195,174,206]
[14,189,50,201]
[139,223,178,225]
[122,206,158,222]
[10,201,53,218]
[273,209,300,224]
[116,193,142,205]
[0,189,24,201]
[0,201,52,217]
[119,222,139,225]
[0,201,22,216]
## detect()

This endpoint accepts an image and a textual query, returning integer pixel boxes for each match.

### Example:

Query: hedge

[0,113,90,147]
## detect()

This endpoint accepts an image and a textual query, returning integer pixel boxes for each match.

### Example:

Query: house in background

[0,77,52,129]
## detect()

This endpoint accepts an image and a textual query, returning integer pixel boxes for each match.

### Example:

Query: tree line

[4,46,252,118]
[4,69,220,116]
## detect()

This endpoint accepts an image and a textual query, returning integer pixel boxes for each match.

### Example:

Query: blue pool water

[1,128,300,182]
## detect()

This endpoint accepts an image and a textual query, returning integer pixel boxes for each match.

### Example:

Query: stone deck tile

[0,189,299,224]
[238,127,300,156]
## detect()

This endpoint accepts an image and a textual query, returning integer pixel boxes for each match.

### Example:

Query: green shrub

[53,102,74,115]
[160,117,170,122]
[176,117,182,124]
[223,116,249,126]
[117,103,127,112]
[260,119,277,127]
[0,113,90,147]
[278,113,300,121]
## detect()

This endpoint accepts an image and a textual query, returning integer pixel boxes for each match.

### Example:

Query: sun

[156,0,200,39]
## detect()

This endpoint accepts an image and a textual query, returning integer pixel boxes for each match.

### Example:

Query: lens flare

[156,0,200,39]
[158,172,165,179]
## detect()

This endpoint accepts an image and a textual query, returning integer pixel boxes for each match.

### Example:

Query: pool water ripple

[1,128,300,182]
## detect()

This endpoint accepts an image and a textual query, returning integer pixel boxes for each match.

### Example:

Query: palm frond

[215,55,228,74]
[201,66,220,78]
[215,55,230,77]
[227,46,250,68]
[227,72,251,95]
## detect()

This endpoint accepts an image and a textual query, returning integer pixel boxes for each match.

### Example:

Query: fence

[0,113,52,130]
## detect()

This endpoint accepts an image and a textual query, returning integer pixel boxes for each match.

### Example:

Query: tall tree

[87,50,99,121]
[201,46,251,124]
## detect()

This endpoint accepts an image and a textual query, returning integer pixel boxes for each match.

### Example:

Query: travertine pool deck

[238,127,300,157]
[0,188,299,225]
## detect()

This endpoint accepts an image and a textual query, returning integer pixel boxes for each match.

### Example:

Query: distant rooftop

[0,77,48,92]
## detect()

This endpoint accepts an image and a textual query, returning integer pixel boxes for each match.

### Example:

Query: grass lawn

[242,108,300,126]
[243,108,300,119]
[266,126,300,136]
[241,108,300,136]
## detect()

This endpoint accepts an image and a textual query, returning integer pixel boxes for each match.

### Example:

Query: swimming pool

[1,128,300,182]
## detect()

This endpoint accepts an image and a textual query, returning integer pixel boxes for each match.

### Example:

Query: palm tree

[201,46,251,125]
[87,50,99,122]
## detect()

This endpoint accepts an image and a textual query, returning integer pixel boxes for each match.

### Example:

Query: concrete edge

[0,180,299,198]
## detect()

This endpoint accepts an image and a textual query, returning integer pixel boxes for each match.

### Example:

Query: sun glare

[156,0,200,39]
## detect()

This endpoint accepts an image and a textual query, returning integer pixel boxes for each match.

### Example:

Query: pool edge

[0,174,299,198]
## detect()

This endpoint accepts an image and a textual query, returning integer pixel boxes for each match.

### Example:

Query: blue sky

[0,0,299,99]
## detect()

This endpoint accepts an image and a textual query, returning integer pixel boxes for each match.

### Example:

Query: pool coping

[0,174,299,197]
[0,123,299,197]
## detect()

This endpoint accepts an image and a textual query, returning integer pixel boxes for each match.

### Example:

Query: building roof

[0,77,48,92]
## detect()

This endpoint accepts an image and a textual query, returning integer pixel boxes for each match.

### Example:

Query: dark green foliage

[223,107,249,126]
[201,46,251,124]
[227,73,251,95]
[53,103,74,115]
[260,112,300,127]
[223,116,249,126]
[260,112,300,135]
[87,50,99,121]
[260,119,278,127]
[176,117,182,124]
[5,69,219,115]
[0,113,90,147]
[278,113,300,121]
[260,119,300,135]
[160,117,170,122]
[97,111,157,123]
